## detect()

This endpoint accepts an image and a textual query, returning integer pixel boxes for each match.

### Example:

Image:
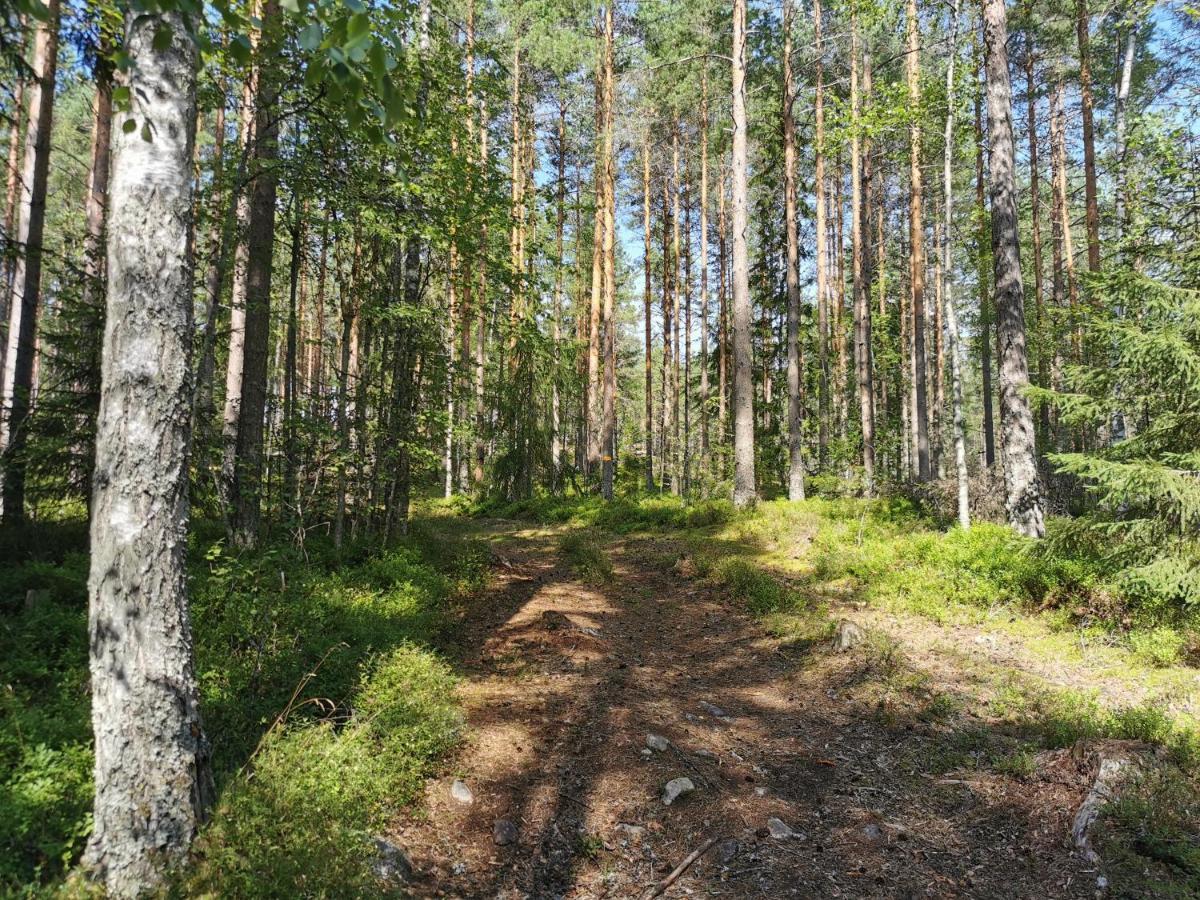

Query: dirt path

[389,523,1105,899]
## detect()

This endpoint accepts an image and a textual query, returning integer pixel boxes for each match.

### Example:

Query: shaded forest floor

[386,512,1200,899]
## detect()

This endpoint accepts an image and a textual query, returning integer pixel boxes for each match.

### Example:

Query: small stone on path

[698,700,729,718]
[862,823,884,843]
[371,837,413,883]
[767,817,796,839]
[662,776,695,805]
[493,819,518,846]
[714,839,740,865]
[836,619,866,652]
[450,778,474,805]
[646,733,670,752]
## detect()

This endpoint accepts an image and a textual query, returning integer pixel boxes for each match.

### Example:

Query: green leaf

[229,34,252,65]
[299,22,323,51]
[345,12,371,52]
[152,24,174,52]
[122,118,137,134]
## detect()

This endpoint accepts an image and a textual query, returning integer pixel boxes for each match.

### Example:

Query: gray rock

[714,838,740,865]
[662,776,696,805]
[450,778,474,805]
[616,822,646,842]
[767,817,795,839]
[836,620,866,652]
[646,733,670,752]
[493,819,518,846]
[699,700,729,718]
[371,837,413,883]
[862,823,884,843]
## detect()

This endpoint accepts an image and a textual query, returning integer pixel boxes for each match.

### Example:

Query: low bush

[558,530,613,582]
[0,521,480,895]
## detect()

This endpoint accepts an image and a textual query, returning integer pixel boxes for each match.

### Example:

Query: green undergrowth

[844,630,1200,897]
[0,516,485,896]
[481,490,1200,666]
[557,529,613,583]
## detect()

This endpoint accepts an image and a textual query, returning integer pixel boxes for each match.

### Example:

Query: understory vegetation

[485,484,1200,895]
[0,517,484,896]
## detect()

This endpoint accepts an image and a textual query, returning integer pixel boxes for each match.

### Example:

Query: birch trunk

[730,0,757,507]
[783,0,805,501]
[906,0,931,482]
[942,0,970,528]
[85,13,214,895]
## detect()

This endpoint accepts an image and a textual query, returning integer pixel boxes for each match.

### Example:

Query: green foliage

[1129,627,1187,668]
[482,492,737,534]
[0,520,478,894]
[1035,273,1200,622]
[1098,768,1200,899]
[705,556,797,615]
[558,530,613,583]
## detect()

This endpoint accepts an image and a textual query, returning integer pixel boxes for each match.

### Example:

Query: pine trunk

[0,0,59,523]
[984,0,1046,538]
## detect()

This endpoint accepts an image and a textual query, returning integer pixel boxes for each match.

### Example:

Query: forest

[1,0,1198,896]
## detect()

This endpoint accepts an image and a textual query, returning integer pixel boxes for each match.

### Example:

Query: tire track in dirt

[389,523,1101,899]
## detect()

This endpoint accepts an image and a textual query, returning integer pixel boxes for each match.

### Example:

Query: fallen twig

[641,835,720,899]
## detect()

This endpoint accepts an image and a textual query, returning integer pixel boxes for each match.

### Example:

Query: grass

[557,529,613,583]
[0,514,485,896]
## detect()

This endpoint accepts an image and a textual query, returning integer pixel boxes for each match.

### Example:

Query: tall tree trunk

[1114,19,1136,247]
[731,0,756,507]
[586,38,603,477]
[227,0,280,547]
[943,0,970,528]
[1075,0,1101,272]
[975,70,996,469]
[0,0,58,523]
[193,97,234,426]
[984,0,1046,538]
[783,0,805,501]
[851,7,875,494]
[661,162,675,492]
[906,0,930,482]
[813,0,829,469]
[220,15,263,510]
[283,199,301,508]
[683,149,694,493]
[643,135,654,491]
[85,13,214,895]
[600,3,617,499]
[0,48,26,352]
[552,101,567,489]
[76,26,115,503]
[717,165,728,448]
[699,69,711,471]
[1023,9,1049,445]
[468,2,488,491]
[671,127,682,493]
[833,159,848,440]
[1050,74,1081,362]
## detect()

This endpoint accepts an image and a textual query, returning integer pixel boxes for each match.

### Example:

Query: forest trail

[387,521,1110,899]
